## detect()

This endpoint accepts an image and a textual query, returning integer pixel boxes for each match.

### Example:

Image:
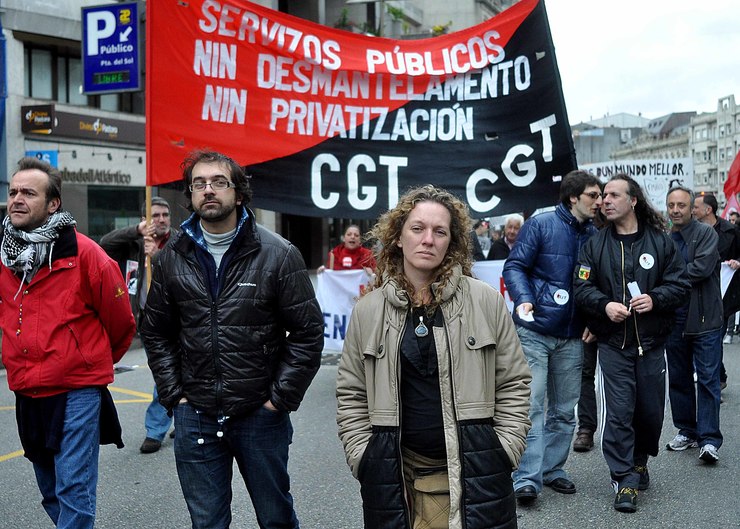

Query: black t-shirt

[399,306,446,459]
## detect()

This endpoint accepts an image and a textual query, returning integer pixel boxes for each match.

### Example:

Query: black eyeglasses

[581,191,601,200]
[189,180,236,192]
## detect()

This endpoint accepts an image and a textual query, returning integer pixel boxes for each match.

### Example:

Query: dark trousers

[599,342,665,489]
[577,341,598,433]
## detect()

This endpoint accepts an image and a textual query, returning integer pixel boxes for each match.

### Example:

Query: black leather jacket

[574,224,690,351]
[140,209,323,417]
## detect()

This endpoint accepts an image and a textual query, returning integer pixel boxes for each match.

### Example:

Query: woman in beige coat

[336,185,531,529]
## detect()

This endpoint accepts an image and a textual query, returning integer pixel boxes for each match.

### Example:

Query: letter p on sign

[86,11,116,55]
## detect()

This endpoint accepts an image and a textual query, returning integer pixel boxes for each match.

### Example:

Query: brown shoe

[573,430,594,452]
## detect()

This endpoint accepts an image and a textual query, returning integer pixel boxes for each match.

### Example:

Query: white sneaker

[723,334,732,344]
[666,434,698,451]
[699,444,719,463]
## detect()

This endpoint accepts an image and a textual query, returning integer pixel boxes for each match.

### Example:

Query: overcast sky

[544,0,740,124]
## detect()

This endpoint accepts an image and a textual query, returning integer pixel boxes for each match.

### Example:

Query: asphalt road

[1,343,739,529]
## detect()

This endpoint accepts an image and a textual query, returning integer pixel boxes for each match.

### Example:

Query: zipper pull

[638,346,644,357]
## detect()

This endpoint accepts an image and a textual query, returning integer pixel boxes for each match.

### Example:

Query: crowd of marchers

[0,152,731,529]
[476,172,728,516]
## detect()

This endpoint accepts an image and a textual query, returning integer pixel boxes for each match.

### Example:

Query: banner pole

[145,185,152,291]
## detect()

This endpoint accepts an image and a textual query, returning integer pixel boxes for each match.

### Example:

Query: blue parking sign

[82,2,140,94]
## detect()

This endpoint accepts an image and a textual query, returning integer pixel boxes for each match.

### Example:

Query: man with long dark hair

[574,174,690,513]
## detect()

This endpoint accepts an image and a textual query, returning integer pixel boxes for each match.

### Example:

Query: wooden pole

[145,185,152,291]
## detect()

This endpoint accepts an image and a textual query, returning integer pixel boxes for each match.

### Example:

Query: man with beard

[140,150,323,529]
[0,157,135,528]
[101,196,178,454]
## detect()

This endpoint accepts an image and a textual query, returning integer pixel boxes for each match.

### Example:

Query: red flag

[723,149,740,199]
[722,191,740,220]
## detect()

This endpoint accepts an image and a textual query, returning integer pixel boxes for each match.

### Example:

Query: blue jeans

[32,388,101,529]
[513,326,583,492]
[145,384,173,441]
[666,319,723,448]
[174,402,299,529]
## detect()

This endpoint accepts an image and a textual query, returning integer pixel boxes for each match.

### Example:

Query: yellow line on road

[114,398,151,404]
[0,450,24,462]
[0,406,15,411]
[109,386,152,399]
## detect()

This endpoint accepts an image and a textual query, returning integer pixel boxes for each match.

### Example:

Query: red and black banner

[147,0,574,218]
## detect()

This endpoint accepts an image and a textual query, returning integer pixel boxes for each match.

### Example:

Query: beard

[195,199,237,223]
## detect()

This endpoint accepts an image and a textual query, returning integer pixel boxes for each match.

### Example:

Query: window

[28,48,53,99]
[23,41,143,114]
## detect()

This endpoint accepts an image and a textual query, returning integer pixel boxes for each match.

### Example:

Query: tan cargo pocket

[412,471,450,529]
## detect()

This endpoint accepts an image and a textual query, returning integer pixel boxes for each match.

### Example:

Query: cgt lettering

[466,114,557,213]
[311,153,408,211]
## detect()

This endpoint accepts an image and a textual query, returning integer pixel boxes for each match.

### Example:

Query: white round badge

[639,253,655,270]
[553,289,569,305]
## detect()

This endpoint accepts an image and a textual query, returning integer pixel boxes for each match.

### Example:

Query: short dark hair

[141,196,170,217]
[181,150,252,210]
[699,193,719,215]
[730,211,739,219]
[560,170,602,208]
[14,156,63,207]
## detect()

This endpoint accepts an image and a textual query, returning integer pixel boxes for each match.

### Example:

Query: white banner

[721,262,736,297]
[472,260,514,312]
[581,158,693,211]
[316,270,372,352]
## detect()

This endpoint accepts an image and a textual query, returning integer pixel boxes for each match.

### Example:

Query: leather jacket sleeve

[269,244,324,412]
[140,250,183,410]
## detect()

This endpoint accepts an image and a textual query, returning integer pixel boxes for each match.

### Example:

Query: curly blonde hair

[366,185,473,306]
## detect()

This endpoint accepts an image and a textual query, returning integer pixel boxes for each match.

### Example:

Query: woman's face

[343,226,361,250]
[397,201,451,279]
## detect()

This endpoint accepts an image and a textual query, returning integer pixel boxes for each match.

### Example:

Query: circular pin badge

[553,289,570,305]
[639,253,655,270]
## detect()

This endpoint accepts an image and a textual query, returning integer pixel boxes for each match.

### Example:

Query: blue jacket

[503,204,597,338]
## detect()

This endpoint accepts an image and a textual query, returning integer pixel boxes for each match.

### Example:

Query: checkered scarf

[1,210,77,292]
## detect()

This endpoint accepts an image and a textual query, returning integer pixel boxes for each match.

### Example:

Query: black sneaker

[614,487,637,513]
[635,466,649,491]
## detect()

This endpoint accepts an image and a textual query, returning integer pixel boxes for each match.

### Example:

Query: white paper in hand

[627,281,642,298]
[517,306,535,322]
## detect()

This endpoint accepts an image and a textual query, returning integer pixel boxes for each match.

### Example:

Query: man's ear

[47,197,61,215]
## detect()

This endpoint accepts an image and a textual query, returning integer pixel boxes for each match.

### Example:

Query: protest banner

[316,269,372,352]
[582,158,694,210]
[146,0,574,218]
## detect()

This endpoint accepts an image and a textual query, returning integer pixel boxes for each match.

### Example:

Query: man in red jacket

[0,157,135,529]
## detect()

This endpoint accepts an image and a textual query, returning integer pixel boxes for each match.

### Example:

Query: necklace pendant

[414,316,429,337]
